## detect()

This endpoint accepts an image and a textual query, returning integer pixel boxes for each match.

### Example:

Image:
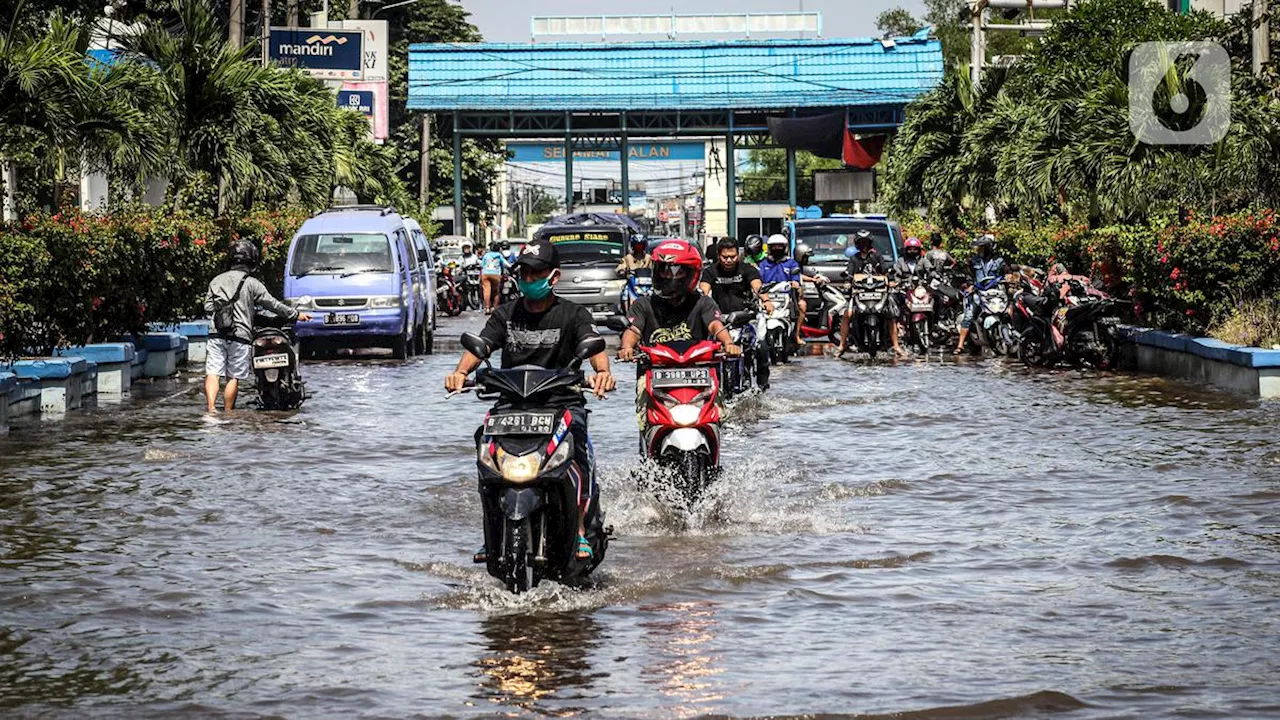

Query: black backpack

[212,272,249,338]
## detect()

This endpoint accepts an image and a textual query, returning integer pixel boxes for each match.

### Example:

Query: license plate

[253,353,290,369]
[651,367,712,388]
[484,412,555,436]
[324,313,360,326]
[858,292,885,302]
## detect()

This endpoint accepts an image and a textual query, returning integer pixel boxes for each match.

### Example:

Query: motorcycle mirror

[575,335,607,360]
[728,311,753,329]
[603,316,629,332]
[460,332,493,360]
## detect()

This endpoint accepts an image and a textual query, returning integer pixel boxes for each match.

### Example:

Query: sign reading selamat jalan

[268,29,364,80]
[506,141,705,163]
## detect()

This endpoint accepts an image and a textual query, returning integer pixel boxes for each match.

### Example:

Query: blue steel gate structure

[407,32,943,234]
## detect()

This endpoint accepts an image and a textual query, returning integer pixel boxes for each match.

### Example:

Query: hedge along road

[0,350,1277,718]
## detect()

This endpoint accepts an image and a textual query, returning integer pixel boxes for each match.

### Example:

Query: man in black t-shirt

[699,237,772,314]
[445,238,615,561]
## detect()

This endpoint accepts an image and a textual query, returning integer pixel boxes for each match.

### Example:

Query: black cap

[513,238,559,271]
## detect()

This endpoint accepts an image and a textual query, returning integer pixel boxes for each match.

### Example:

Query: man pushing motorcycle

[445,238,616,561]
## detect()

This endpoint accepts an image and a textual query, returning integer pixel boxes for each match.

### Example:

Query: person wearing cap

[444,237,616,561]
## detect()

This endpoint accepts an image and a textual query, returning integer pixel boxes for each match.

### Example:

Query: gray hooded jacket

[204,269,297,343]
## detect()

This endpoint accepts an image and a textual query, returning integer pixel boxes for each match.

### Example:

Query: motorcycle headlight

[369,295,400,309]
[498,448,542,483]
[669,403,701,427]
[989,297,1008,312]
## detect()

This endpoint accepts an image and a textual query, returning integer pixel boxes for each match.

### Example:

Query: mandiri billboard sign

[269,28,363,80]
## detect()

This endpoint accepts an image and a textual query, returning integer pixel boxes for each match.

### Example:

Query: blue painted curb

[3,357,90,380]
[1124,326,1280,369]
[54,342,136,364]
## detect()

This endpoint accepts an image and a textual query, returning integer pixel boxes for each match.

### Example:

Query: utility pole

[230,0,244,48]
[286,0,298,26]
[419,115,431,214]
[1254,0,1271,77]
[349,0,360,19]
[966,0,1069,88]
[261,0,271,65]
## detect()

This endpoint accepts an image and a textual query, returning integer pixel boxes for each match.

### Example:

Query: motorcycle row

[436,256,518,316]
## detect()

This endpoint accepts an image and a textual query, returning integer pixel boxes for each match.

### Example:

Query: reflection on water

[471,613,606,716]
[638,602,725,718]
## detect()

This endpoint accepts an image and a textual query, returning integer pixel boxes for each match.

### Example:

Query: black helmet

[973,233,996,248]
[230,240,259,269]
[744,234,765,256]
[490,241,501,252]
[854,229,874,247]
[501,240,510,250]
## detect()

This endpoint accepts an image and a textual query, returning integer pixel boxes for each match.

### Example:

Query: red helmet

[904,236,923,251]
[650,240,702,300]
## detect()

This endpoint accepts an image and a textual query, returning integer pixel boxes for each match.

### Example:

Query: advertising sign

[339,81,388,141]
[269,28,363,80]
[338,90,374,116]
[340,20,388,82]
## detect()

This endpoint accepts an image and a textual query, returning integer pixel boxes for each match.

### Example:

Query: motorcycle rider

[618,240,742,359]
[743,234,767,266]
[836,230,906,357]
[699,237,774,389]
[445,238,615,561]
[501,240,517,266]
[459,241,480,270]
[924,233,955,273]
[758,234,826,347]
[615,235,653,277]
[204,241,312,413]
[953,233,1010,355]
[479,241,509,314]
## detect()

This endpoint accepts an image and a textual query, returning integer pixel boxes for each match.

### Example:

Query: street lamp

[370,0,425,18]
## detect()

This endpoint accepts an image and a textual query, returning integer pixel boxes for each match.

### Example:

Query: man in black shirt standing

[698,237,775,389]
[445,237,615,560]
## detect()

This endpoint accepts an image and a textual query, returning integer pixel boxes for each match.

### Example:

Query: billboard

[339,81,388,141]
[338,90,374,115]
[269,28,363,80]
[506,141,704,162]
[340,20,388,82]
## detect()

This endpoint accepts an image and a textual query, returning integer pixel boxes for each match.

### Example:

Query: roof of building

[407,33,942,112]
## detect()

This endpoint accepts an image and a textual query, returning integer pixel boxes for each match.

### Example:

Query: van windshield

[540,230,627,267]
[290,233,395,276]
[796,222,895,263]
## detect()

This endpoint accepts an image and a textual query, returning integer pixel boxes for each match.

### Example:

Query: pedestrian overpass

[407,31,942,236]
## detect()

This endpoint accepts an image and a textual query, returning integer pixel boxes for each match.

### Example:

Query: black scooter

[453,332,609,594]
[252,312,305,410]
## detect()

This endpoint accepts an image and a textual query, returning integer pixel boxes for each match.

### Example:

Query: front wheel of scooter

[504,517,535,594]
[914,319,932,352]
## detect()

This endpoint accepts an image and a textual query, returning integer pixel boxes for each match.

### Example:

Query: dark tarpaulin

[767,112,886,170]
[546,212,642,233]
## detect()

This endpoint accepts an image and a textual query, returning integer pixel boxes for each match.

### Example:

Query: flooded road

[2,351,1279,718]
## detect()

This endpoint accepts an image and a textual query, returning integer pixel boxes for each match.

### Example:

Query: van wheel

[391,335,408,360]
[420,321,434,355]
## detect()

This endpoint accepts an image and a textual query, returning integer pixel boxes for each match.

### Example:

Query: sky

[457,0,930,43]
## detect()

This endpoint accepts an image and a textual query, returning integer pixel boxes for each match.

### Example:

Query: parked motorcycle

[846,272,893,356]
[252,312,305,410]
[438,262,463,317]
[762,281,796,364]
[1018,279,1125,370]
[928,272,965,347]
[635,338,727,507]
[452,332,609,594]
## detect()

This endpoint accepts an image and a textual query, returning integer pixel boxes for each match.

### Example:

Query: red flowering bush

[0,206,309,357]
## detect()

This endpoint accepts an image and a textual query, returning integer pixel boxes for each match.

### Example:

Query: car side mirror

[460,332,493,360]
[603,316,629,332]
[575,335,607,360]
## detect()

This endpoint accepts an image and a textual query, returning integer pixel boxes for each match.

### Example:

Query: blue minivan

[284,206,432,359]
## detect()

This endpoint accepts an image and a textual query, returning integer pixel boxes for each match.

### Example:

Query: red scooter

[635,339,724,506]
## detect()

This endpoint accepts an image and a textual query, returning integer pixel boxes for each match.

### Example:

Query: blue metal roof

[407,36,943,112]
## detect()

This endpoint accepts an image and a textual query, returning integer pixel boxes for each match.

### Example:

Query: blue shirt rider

[954,233,1009,354]
[758,234,826,348]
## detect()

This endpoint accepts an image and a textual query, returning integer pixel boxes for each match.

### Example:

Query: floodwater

[2,348,1278,718]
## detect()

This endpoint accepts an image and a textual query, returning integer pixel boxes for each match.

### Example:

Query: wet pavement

[1,335,1279,718]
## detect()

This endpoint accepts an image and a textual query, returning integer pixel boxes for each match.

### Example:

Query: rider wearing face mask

[758,234,826,348]
[445,237,616,561]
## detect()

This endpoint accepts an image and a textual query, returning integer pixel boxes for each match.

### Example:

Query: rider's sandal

[575,534,593,560]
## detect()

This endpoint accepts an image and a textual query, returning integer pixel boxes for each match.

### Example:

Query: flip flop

[575,534,593,560]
